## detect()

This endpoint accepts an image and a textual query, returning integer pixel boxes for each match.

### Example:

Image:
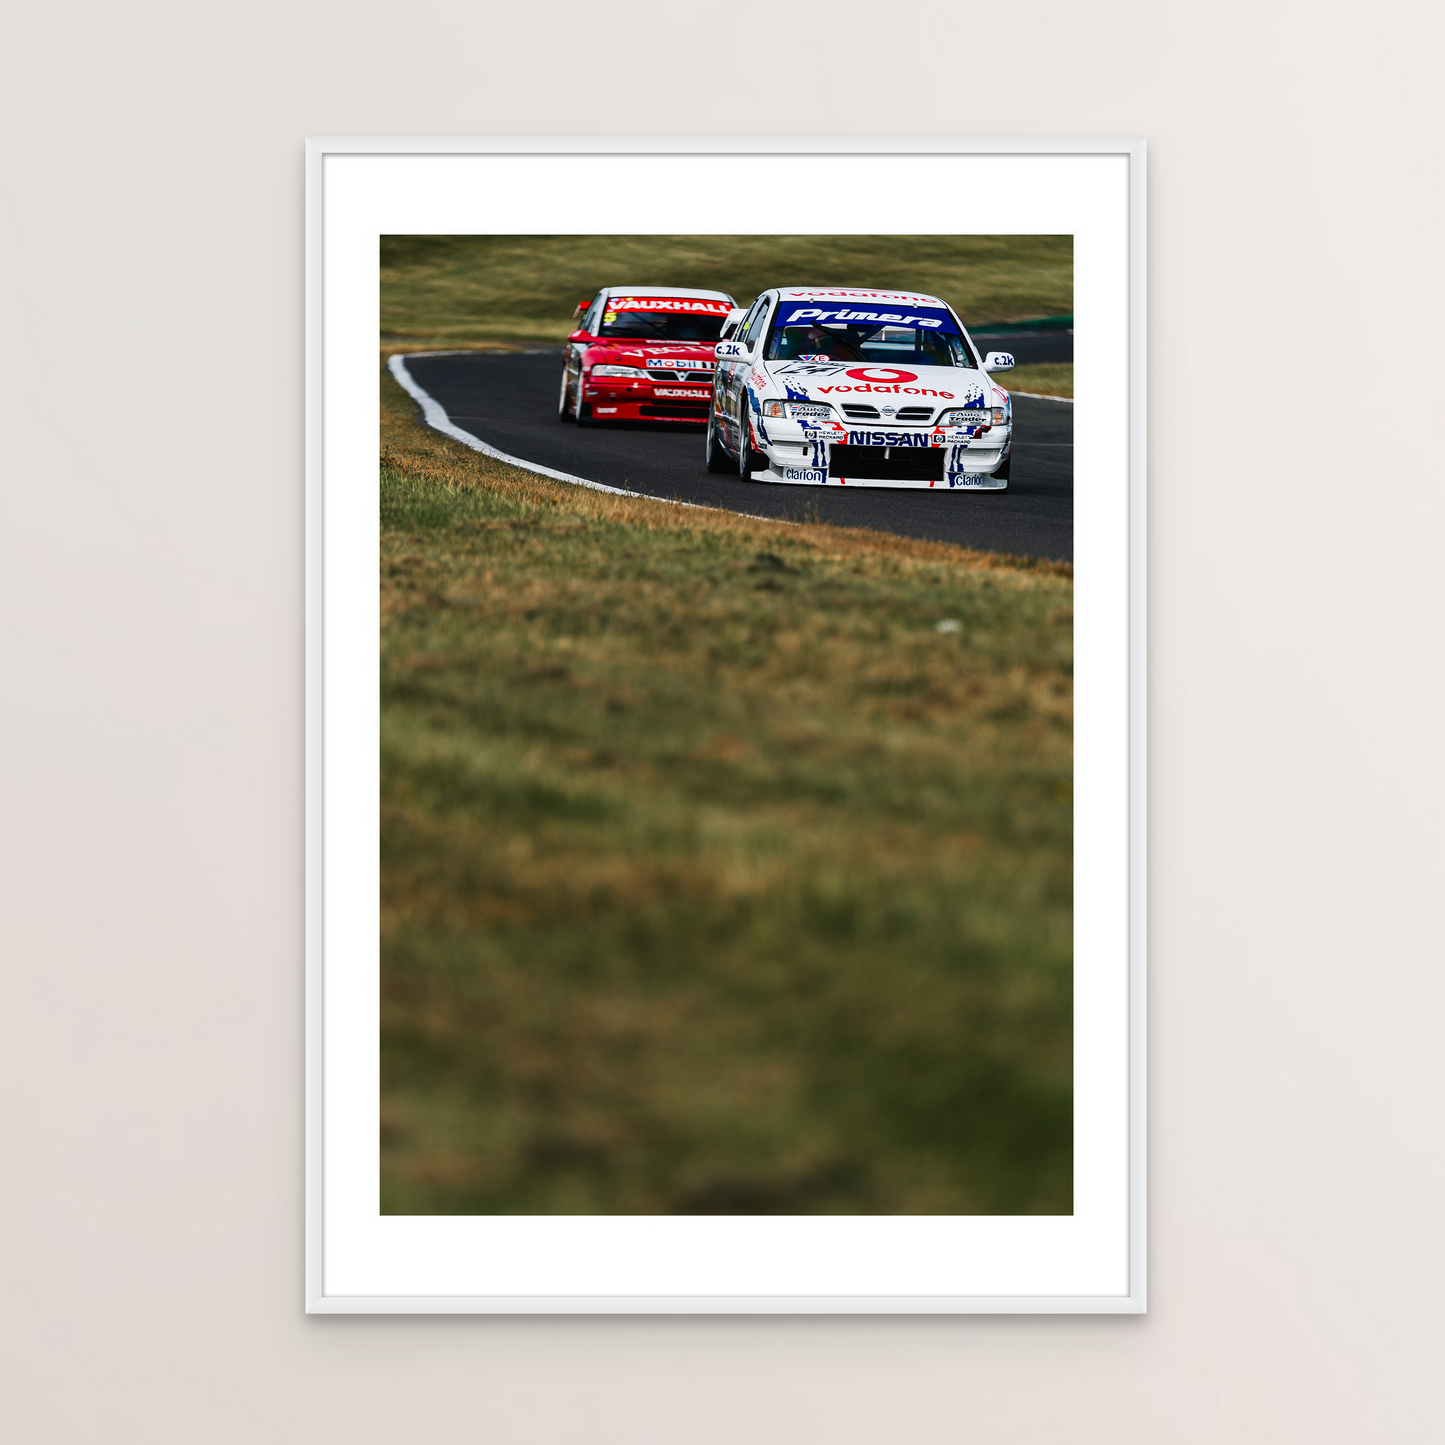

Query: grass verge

[380,364,1074,1214]
[1000,363,1073,399]
[382,234,1072,343]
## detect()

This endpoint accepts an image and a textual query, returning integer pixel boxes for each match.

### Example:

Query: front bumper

[752,417,1012,489]
[585,377,713,423]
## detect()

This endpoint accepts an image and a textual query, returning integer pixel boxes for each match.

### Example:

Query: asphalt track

[403,346,1073,561]
[968,329,1074,368]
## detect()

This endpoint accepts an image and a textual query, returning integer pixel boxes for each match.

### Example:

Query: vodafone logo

[846,367,918,383]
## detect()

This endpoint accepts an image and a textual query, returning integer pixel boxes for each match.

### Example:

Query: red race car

[558,286,738,426]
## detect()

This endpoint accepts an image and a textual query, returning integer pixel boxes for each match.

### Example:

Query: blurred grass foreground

[380,367,1074,1215]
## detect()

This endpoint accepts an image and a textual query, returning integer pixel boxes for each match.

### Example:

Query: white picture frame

[306,135,1147,1313]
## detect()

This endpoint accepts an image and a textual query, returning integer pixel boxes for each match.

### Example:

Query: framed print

[306,136,1146,1313]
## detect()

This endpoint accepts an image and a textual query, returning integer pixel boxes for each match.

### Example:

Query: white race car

[706,288,1016,489]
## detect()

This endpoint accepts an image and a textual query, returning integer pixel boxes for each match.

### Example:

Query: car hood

[589,340,718,367]
[763,360,994,409]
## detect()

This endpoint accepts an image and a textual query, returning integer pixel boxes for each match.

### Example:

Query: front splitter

[587,402,710,424]
[750,468,1008,490]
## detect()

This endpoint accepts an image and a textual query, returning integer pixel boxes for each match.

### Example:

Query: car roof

[771,286,949,308]
[603,285,735,301]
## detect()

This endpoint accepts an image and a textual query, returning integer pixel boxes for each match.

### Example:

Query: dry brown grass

[380,358,1073,1216]
[1001,363,1074,399]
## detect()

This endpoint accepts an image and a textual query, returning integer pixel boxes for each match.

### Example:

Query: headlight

[938,407,988,426]
[591,365,648,379]
[763,399,833,419]
[992,406,1008,426]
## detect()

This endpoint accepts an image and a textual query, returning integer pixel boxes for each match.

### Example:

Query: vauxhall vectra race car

[706,288,1016,488]
[559,286,737,426]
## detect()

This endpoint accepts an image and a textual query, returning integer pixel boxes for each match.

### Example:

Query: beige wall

[1,2,1441,1439]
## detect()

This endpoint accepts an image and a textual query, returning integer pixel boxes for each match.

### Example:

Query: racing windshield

[598,296,732,341]
[764,301,980,368]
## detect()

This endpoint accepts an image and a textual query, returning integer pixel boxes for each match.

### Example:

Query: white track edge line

[389,353,788,522]
[1010,390,1073,402]
[388,353,653,500]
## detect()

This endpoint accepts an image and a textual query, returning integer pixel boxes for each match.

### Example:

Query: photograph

[377,234,1076,1216]
[11,0,1435,1428]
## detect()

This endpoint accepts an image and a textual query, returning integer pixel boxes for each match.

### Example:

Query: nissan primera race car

[706,288,1016,488]
[559,286,736,426]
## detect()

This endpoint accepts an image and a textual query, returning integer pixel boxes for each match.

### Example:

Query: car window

[595,295,732,341]
[763,301,982,368]
[741,298,772,348]
[766,325,866,362]
[954,328,984,368]
[727,299,760,348]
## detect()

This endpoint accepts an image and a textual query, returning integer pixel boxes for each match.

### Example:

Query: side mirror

[718,306,746,341]
[984,351,1015,372]
[567,330,593,344]
[714,339,751,361]
[573,301,591,318]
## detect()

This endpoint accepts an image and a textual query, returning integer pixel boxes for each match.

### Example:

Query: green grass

[380,369,1074,1214]
[1000,363,1074,399]
[381,234,1073,343]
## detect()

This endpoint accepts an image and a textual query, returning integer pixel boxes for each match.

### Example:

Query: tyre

[704,401,732,473]
[737,402,767,480]
[992,451,1011,483]
[557,366,575,422]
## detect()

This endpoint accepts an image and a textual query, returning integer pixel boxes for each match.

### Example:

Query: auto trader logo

[845,367,917,384]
